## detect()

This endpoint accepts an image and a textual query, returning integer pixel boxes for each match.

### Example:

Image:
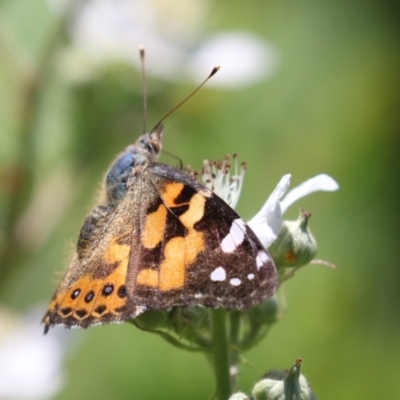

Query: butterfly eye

[136,131,162,158]
[149,139,161,155]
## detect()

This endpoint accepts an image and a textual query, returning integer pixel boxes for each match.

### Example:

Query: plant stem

[229,311,241,389]
[211,308,231,400]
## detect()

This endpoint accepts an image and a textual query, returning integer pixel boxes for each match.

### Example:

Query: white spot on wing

[210,266,226,281]
[230,278,241,286]
[221,218,246,253]
[256,251,270,270]
[247,273,255,280]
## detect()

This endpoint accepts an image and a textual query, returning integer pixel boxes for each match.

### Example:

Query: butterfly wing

[43,162,278,332]
[127,163,278,311]
[42,183,148,332]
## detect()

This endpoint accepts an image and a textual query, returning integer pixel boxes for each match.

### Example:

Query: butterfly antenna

[139,44,147,134]
[151,65,220,132]
[162,149,183,170]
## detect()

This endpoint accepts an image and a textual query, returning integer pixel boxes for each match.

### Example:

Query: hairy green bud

[133,307,211,351]
[134,309,170,331]
[269,210,317,269]
[252,359,316,400]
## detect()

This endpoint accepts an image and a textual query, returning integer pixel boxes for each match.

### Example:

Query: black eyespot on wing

[60,307,72,316]
[117,285,127,298]
[114,305,128,313]
[85,290,95,303]
[95,305,107,315]
[102,284,114,297]
[76,309,88,318]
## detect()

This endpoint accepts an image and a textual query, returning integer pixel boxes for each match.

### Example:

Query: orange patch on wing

[178,193,206,227]
[137,268,159,288]
[159,230,204,291]
[104,237,130,265]
[61,275,92,310]
[183,230,204,265]
[136,184,207,292]
[48,241,131,324]
[141,204,167,248]
[74,277,103,320]
[159,236,186,290]
[138,230,204,292]
[80,250,129,318]
[89,269,127,318]
[161,182,184,207]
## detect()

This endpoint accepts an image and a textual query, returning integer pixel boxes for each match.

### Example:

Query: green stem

[229,311,241,389]
[211,308,231,400]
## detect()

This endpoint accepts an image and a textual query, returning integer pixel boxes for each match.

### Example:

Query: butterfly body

[43,124,278,333]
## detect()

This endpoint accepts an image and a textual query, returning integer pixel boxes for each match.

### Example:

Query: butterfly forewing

[127,163,278,310]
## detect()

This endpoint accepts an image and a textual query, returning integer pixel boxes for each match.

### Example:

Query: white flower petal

[248,174,291,248]
[280,174,339,214]
[187,32,280,88]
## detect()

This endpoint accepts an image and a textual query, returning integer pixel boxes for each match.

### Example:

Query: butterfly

[42,122,278,334]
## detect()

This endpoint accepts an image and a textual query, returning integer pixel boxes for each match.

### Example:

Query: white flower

[248,174,292,249]
[248,174,339,248]
[50,0,280,87]
[0,306,74,400]
[200,155,246,209]
[200,160,339,249]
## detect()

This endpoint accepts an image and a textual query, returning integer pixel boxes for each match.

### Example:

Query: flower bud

[252,359,316,400]
[133,307,211,351]
[134,309,170,331]
[167,306,211,343]
[268,210,317,269]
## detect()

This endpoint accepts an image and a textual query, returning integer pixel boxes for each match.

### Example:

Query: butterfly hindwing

[43,185,148,331]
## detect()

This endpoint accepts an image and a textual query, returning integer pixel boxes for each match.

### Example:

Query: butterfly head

[135,123,163,158]
[105,124,163,204]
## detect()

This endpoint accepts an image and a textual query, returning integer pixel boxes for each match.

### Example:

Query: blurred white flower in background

[49,0,280,87]
[188,32,279,88]
[0,306,75,400]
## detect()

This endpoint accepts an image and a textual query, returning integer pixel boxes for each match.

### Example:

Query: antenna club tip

[210,65,220,77]
[139,44,145,56]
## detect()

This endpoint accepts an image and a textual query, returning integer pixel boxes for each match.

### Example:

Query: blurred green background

[0,0,399,399]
